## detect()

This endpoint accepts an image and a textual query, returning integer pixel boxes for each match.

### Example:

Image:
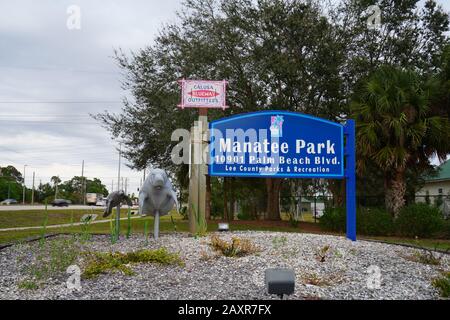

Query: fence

[279,194,450,223]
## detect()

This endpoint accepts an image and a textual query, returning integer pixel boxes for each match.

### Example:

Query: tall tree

[94,0,347,220]
[0,165,23,183]
[51,176,61,199]
[351,66,450,215]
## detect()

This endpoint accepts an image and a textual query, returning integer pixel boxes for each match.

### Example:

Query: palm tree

[51,176,61,199]
[351,66,450,216]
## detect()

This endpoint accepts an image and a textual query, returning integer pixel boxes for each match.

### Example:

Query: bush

[83,248,184,279]
[438,219,450,239]
[209,235,259,257]
[432,272,450,298]
[237,211,253,220]
[319,207,346,233]
[395,203,444,238]
[320,207,394,236]
[357,208,394,236]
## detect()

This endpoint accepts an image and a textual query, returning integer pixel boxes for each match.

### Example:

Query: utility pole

[125,177,128,195]
[81,160,85,205]
[111,180,114,193]
[117,143,122,191]
[22,164,28,205]
[31,171,35,205]
[116,143,122,238]
[143,168,146,182]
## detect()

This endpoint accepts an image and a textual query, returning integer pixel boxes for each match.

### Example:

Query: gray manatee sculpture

[139,168,178,240]
[103,190,133,217]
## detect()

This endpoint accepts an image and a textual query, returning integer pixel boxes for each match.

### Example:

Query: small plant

[144,220,149,245]
[19,237,80,288]
[126,208,132,239]
[272,236,287,249]
[192,204,207,237]
[180,206,188,220]
[301,271,344,287]
[80,215,92,242]
[109,213,117,244]
[287,212,299,227]
[315,245,330,262]
[82,248,184,279]
[199,249,216,261]
[404,248,445,266]
[302,272,329,286]
[209,235,259,257]
[39,202,49,248]
[171,215,178,232]
[18,279,39,290]
[432,272,450,297]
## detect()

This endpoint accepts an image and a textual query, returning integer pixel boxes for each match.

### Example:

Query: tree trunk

[265,178,283,220]
[229,178,235,220]
[223,178,229,221]
[328,179,345,207]
[385,168,406,217]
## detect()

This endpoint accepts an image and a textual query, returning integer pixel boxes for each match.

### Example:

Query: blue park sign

[209,110,356,241]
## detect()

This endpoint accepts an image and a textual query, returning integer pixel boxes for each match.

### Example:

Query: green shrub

[319,207,346,232]
[432,272,450,297]
[237,211,252,220]
[395,203,444,238]
[83,248,184,279]
[320,207,394,236]
[438,219,450,239]
[357,208,394,236]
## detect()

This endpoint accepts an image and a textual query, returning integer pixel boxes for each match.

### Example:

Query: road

[0,205,139,211]
[0,205,105,211]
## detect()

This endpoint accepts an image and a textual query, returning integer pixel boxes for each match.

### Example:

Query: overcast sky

[0,0,449,195]
[0,0,184,194]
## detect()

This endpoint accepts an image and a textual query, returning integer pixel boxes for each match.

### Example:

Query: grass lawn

[1,210,450,251]
[0,208,134,229]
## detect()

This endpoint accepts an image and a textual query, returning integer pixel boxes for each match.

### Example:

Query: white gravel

[0,231,448,300]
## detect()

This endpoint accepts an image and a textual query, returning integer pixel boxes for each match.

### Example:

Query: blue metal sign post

[209,111,356,241]
[344,119,356,241]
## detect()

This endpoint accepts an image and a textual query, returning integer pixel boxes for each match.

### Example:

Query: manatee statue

[139,168,178,240]
[103,190,133,217]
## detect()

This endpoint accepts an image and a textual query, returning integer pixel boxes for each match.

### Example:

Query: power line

[0,101,122,104]
[0,65,120,75]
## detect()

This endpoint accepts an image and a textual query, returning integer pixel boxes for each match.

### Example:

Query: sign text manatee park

[209,111,344,178]
[208,110,356,241]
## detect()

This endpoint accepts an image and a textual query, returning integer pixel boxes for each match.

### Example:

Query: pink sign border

[178,79,229,110]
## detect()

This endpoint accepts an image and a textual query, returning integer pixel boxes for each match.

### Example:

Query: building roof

[426,160,450,182]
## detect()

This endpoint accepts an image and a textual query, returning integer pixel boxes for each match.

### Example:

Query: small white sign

[178,79,228,109]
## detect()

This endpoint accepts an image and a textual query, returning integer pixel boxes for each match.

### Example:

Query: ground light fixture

[218,222,229,232]
[265,268,295,298]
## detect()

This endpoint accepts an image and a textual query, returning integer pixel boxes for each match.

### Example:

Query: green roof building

[416,160,450,203]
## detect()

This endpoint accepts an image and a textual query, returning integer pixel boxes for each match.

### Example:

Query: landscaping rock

[0,231,448,300]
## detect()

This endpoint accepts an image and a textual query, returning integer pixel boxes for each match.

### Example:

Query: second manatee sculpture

[103,190,133,217]
[139,168,178,240]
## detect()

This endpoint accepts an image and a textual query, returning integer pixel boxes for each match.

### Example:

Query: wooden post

[188,109,208,235]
